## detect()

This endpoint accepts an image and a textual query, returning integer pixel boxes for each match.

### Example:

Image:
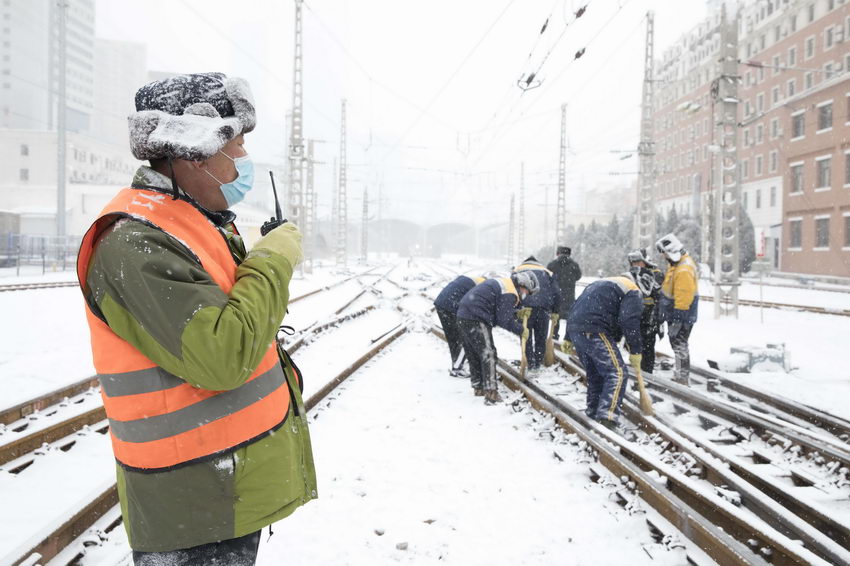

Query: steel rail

[0,281,78,292]
[553,352,850,564]
[1,377,99,426]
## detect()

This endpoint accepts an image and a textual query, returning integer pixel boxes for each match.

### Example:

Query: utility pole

[555,104,567,249]
[712,4,740,318]
[635,11,656,252]
[361,187,368,263]
[56,1,68,240]
[507,194,516,264]
[337,99,348,267]
[518,162,525,259]
[304,139,319,273]
[288,0,305,239]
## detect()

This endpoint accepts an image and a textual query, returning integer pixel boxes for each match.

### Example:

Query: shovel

[543,314,558,367]
[519,311,530,379]
[634,365,654,416]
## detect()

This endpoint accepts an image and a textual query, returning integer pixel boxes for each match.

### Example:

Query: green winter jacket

[83,167,317,552]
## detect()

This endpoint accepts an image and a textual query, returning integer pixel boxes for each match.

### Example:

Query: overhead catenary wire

[470,0,637,172]
[378,0,519,165]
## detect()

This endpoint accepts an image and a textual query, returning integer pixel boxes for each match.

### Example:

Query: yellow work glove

[629,353,643,372]
[249,222,303,267]
[521,327,529,341]
[517,307,532,320]
[550,313,559,324]
[560,340,576,356]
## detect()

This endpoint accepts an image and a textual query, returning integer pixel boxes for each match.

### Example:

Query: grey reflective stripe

[108,362,286,443]
[99,367,185,398]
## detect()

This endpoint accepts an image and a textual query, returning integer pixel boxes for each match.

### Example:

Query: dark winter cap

[556,246,571,256]
[128,72,256,161]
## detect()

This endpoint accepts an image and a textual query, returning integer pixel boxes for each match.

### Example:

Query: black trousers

[436,307,465,370]
[133,531,261,566]
[457,318,498,391]
[524,308,548,369]
[639,307,657,374]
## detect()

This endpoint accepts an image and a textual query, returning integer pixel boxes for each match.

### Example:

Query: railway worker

[655,233,699,385]
[513,256,560,371]
[456,271,540,405]
[563,269,652,429]
[627,248,665,376]
[547,245,582,340]
[75,73,316,565]
[433,274,486,376]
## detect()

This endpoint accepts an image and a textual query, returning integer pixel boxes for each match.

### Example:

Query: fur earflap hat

[128,72,256,162]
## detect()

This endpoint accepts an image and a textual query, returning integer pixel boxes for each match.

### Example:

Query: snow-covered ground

[2,260,850,565]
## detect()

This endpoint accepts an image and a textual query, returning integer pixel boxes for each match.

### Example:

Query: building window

[817,157,832,189]
[845,216,850,248]
[791,163,804,193]
[787,79,796,97]
[770,118,779,138]
[824,63,833,80]
[770,150,778,173]
[20,144,28,156]
[770,186,777,207]
[846,152,850,186]
[757,92,764,112]
[789,219,802,248]
[772,55,781,76]
[756,155,764,176]
[792,112,805,138]
[19,168,28,181]
[805,72,814,89]
[771,86,780,106]
[818,102,833,130]
[756,189,762,209]
[742,159,749,179]
[825,27,834,49]
[790,15,797,33]
[815,217,830,248]
[788,46,797,66]
[805,36,815,58]
[756,123,764,144]
[744,128,751,146]
[808,5,815,23]
[744,191,749,210]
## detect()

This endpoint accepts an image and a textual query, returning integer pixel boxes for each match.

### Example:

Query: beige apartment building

[652,0,850,276]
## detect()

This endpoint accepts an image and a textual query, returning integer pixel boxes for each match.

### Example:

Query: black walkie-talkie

[260,171,287,236]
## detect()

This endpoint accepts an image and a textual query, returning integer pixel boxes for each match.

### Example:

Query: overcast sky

[96,0,707,241]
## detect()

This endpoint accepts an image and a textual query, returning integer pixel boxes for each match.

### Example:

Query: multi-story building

[0,0,95,132]
[738,0,849,275]
[92,38,147,149]
[652,0,850,276]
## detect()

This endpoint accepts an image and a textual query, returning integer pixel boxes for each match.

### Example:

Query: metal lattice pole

[361,188,368,263]
[336,100,348,267]
[636,11,656,252]
[712,4,740,318]
[518,162,525,259]
[304,140,315,273]
[507,194,515,265]
[555,104,567,249]
[56,1,68,239]
[288,0,305,235]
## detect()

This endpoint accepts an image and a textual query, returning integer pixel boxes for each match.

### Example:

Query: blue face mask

[205,150,254,207]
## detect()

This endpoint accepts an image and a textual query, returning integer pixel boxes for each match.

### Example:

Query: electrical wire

[378,0,518,165]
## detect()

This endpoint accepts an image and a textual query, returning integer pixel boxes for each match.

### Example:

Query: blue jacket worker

[547,246,582,339]
[434,274,485,377]
[513,256,560,370]
[565,269,652,429]
[456,272,539,405]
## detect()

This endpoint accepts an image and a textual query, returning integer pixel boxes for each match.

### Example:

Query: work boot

[596,418,618,432]
[673,375,690,386]
[449,368,467,378]
[483,390,502,405]
[473,387,484,397]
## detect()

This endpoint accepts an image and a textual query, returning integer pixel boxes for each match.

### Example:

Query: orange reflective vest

[76,188,291,471]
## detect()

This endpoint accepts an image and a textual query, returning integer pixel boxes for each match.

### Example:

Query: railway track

[0,281,78,292]
[0,262,435,566]
[428,322,850,564]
